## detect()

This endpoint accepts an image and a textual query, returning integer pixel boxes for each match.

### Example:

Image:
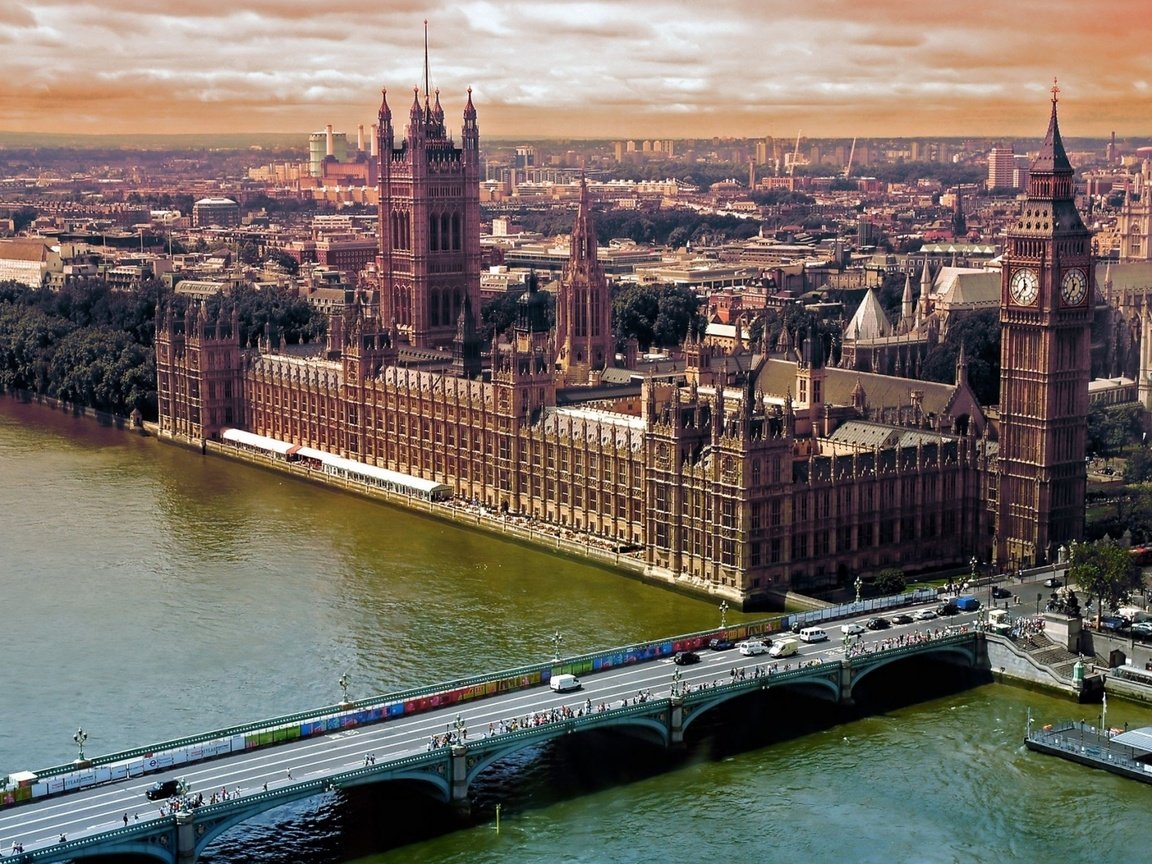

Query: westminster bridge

[1,611,988,863]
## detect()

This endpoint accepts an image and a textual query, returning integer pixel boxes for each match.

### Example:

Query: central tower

[376,32,481,349]
[996,85,1092,568]
[555,178,614,385]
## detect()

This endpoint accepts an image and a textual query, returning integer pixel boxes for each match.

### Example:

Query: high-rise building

[996,87,1092,569]
[988,146,1017,190]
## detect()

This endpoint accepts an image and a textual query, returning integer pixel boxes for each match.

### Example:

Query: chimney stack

[357,124,365,152]
[370,124,379,157]
[325,124,334,157]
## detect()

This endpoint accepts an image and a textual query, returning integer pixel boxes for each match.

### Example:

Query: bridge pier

[175,810,196,864]
[449,744,471,816]
[839,661,855,707]
[668,696,685,748]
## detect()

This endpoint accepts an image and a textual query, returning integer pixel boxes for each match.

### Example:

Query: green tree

[874,568,906,596]
[920,309,1001,406]
[1126,448,1152,484]
[1068,538,1144,620]
[612,283,702,349]
[1087,403,1145,458]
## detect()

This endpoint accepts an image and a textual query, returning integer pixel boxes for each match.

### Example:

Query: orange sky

[1,0,1150,141]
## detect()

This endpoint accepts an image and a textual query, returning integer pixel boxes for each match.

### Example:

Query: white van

[1118,606,1150,624]
[768,638,798,658]
[799,626,828,643]
[737,639,768,656]
[549,673,581,693]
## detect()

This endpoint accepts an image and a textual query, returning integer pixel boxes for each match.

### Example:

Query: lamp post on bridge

[719,600,729,632]
[551,630,563,662]
[73,727,88,764]
[854,574,863,605]
[969,556,977,590]
[454,713,466,742]
[672,666,683,699]
[338,673,351,707]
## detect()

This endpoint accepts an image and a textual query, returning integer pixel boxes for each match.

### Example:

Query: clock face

[1060,268,1087,306]
[1010,268,1039,306]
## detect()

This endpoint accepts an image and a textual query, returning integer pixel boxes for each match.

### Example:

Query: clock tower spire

[996,81,1092,569]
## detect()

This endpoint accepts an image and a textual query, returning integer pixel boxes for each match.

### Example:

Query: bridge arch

[64,842,174,864]
[848,642,980,695]
[679,674,841,736]
[466,715,670,785]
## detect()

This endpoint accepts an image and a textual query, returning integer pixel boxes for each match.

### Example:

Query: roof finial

[1051,76,1060,104]
[423,19,430,102]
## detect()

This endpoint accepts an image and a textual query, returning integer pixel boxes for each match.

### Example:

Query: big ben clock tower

[996,82,1092,569]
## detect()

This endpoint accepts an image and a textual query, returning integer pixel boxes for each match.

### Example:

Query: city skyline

[2,1,1151,142]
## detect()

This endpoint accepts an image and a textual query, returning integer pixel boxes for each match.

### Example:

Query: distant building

[192,198,240,229]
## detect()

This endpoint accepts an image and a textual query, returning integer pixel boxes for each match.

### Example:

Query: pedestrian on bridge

[123,813,129,826]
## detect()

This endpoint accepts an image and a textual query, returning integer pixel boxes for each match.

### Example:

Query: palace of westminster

[155,78,1102,609]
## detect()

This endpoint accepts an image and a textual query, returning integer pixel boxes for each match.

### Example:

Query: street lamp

[73,727,88,762]
[338,673,350,705]
[1036,592,1043,615]
[719,600,729,631]
[672,666,683,698]
[551,630,563,662]
[969,556,978,588]
[454,713,466,741]
[854,574,863,605]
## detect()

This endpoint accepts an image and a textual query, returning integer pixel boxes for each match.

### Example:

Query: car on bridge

[708,637,736,651]
[866,617,891,630]
[673,650,701,666]
[937,601,960,616]
[890,613,914,625]
[913,609,938,621]
[737,639,768,656]
[840,622,866,636]
[145,779,187,801]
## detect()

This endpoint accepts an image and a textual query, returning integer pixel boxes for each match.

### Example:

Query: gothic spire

[1032,78,1073,176]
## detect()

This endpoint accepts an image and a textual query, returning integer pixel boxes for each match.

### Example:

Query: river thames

[2,395,1152,863]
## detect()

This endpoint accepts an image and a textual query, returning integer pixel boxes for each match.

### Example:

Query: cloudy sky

[3,0,1150,141]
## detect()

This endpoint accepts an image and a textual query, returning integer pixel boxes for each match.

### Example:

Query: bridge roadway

[0,608,986,861]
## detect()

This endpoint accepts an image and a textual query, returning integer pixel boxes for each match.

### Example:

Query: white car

[912,608,938,621]
[737,639,768,656]
[840,622,866,636]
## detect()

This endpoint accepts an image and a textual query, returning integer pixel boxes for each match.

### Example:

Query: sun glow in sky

[2,0,1150,140]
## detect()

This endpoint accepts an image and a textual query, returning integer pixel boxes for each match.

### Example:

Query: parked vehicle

[1099,616,1129,633]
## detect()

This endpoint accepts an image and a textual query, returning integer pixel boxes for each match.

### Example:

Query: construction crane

[788,130,802,185]
[844,136,857,179]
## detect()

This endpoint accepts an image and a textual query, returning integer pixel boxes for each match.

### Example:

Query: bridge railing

[2,586,943,807]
